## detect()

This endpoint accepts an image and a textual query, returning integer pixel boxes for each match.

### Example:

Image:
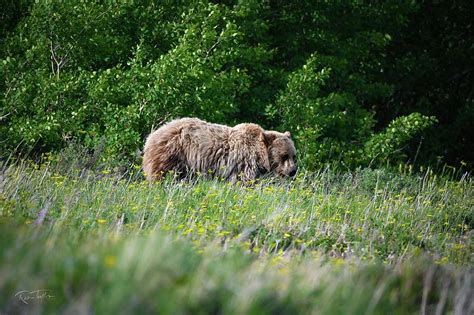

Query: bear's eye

[282,154,289,161]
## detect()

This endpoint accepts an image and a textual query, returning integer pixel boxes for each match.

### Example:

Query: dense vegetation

[1,2,473,313]
[0,157,472,313]
[1,1,473,169]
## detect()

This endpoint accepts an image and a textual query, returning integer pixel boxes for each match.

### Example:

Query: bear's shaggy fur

[142,118,297,182]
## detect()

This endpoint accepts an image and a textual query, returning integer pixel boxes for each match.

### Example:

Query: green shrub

[1,1,469,169]
[275,55,373,169]
[0,1,272,165]
[276,55,435,169]
[365,113,437,165]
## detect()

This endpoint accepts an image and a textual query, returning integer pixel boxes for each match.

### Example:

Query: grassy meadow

[0,154,472,314]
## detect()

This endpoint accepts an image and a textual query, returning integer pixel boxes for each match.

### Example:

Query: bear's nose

[289,169,297,177]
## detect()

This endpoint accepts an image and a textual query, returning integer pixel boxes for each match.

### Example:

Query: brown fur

[142,118,297,182]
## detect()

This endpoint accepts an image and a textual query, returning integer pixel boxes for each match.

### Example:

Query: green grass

[0,158,472,314]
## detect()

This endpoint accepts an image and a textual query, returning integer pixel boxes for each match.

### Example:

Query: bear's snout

[289,168,297,177]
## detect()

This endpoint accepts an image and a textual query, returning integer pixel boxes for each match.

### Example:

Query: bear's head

[264,131,297,178]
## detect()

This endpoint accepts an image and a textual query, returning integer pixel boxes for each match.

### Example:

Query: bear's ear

[284,131,291,138]
[262,131,278,146]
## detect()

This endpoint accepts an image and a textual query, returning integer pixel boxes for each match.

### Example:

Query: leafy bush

[1,1,273,164]
[0,1,470,169]
[275,55,372,169]
[365,113,437,165]
[276,55,435,169]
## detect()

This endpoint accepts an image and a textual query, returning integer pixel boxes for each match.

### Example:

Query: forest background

[1,0,473,171]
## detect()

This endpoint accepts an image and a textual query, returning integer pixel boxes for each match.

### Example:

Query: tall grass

[0,156,472,314]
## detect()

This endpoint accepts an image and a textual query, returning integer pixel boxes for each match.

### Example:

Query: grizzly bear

[142,118,297,182]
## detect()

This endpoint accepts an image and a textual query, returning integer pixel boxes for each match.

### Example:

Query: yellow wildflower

[104,255,117,268]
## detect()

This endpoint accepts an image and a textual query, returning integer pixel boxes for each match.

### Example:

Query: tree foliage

[0,0,471,169]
